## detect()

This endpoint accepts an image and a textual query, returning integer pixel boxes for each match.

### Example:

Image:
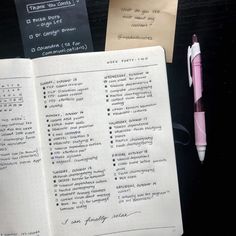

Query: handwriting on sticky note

[117,7,160,41]
[105,0,179,62]
[121,7,160,28]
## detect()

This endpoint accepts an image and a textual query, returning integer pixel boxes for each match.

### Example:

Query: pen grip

[194,112,207,146]
[192,54,203,105]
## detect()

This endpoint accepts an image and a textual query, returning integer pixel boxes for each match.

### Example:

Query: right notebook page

[32,46,183,236]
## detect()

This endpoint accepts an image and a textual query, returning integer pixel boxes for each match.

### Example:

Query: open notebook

[0,46,183,236]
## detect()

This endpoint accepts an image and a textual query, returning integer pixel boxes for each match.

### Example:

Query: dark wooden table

[0,0,235,235]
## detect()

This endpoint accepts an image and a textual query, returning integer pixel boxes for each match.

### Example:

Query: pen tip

[197,148,205,163]
[192,34,198,43]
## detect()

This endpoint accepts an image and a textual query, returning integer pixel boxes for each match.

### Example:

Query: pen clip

[187,46,193,87]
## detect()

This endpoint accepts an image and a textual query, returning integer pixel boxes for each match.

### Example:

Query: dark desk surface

[0,0,235,235]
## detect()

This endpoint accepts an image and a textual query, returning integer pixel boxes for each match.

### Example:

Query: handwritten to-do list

[105,0,179,62]
[14,0,93,58]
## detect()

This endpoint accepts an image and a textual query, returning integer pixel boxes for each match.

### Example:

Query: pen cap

[190,42,201,61]
[187,42,201,87]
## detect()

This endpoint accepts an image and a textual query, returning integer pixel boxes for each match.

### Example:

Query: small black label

[15,0,93,58]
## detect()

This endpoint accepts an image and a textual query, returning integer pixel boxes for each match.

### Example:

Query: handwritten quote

[121,7,160,28]
[61,211,142,226]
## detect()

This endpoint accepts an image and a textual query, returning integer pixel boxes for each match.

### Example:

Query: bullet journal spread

[0,47,183,236]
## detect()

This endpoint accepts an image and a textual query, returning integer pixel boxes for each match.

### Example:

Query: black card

[15,0,93,58]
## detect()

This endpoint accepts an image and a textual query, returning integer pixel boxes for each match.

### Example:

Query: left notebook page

[0,60,51,235]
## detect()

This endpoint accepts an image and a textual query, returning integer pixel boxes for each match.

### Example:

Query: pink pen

[187,34,207,163]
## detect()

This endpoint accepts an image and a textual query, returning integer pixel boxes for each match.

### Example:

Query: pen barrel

[192,54,203,105]
[194,98,203,112]
[194,112,207,146]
